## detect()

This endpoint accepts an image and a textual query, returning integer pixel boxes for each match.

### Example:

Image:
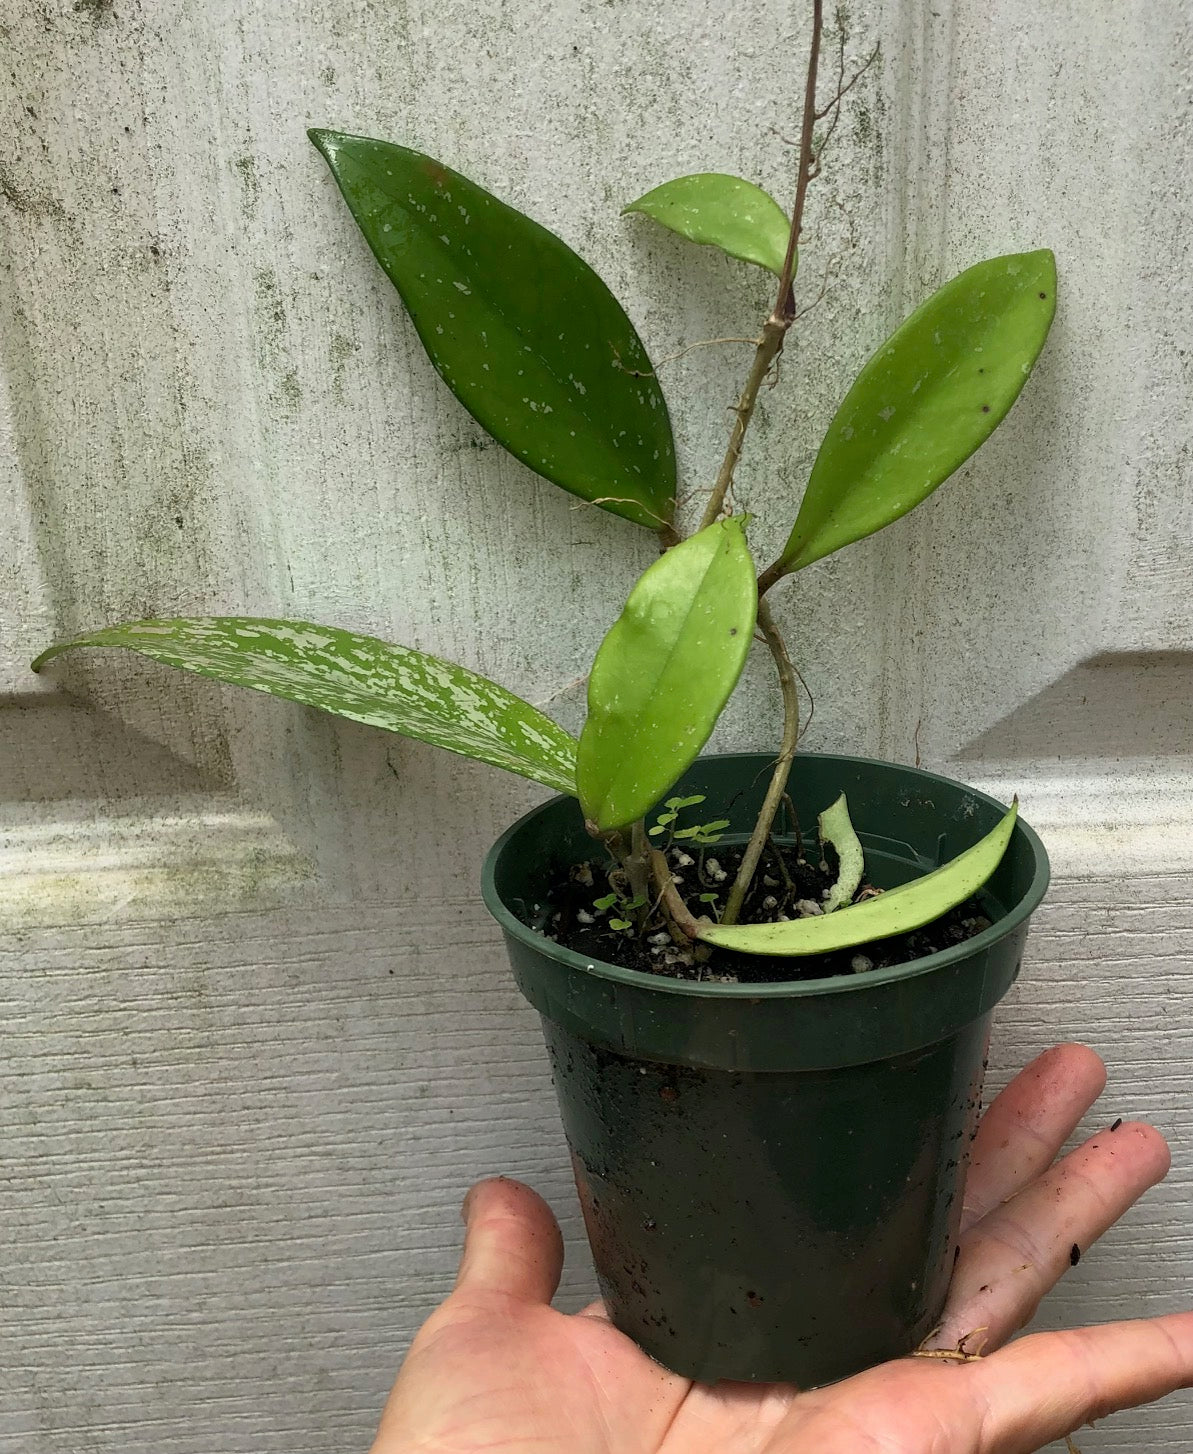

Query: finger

[454,1176,564,1305]
[934,1121,1170,1351]
[962,1043,1107,1233]
[973,1312,1193,1452]
[575,1298,612,1321]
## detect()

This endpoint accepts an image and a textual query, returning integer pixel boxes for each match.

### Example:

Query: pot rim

[481,751,1050,1000]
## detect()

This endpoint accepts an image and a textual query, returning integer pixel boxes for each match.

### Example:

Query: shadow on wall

[956,651,1193,762]
[0,693,220,802]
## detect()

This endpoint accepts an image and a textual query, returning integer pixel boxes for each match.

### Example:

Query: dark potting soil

[547,838,991,985]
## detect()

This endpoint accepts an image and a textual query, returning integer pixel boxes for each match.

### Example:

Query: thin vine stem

[721,598,801,926]
[698,0,823,534]
[698,317,789,530]
[625,819,652,926]
[710,0,824,924]
[774,0,823,321]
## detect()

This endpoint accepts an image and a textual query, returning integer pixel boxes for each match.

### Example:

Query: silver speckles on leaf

[33,617,578,795]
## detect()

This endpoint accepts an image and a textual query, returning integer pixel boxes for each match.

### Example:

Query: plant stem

[721,598,801,925]
[698,0,823,534]
[756,556,785,597]
[649,848,703,941]
[625,819,652,925]
[775,0,823,322]
[767,833,795,894]
[712,1,823,923]
[698,317,789,531]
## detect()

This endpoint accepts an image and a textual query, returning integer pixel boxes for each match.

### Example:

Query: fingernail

[461,1187,475,1225]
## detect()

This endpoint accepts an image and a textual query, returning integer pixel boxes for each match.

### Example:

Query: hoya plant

[33,9,1054,963]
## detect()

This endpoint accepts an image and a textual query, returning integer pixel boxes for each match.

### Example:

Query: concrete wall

[2,1,1190,1449]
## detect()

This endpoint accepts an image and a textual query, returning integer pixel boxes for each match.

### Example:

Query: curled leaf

[624,172,792,277]
[818,793,864,913]
[33,618,577,794]
[698,802,1018,957]
[775,251,1056,574]
[577,518,758,832]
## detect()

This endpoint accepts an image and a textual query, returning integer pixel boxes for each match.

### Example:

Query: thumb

[454,1176,565,1305]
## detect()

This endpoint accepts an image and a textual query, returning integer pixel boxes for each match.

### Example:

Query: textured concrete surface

[1,1,1190,1450]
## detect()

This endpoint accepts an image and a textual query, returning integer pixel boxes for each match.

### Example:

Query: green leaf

[576,518,758,832]
[776,251,1056,573]
[623,173,792,277]
[311,130,676,531]
[698,801,1018,957]
[818,793,864,913]
[674,819,729,844]
[32,618,577,794]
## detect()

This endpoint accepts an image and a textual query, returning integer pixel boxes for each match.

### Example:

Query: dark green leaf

[777,251,1056,573]
[311,130,676,530]
[33,618,577,793]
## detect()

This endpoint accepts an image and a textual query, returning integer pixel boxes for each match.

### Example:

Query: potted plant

[32,3,1054,1387]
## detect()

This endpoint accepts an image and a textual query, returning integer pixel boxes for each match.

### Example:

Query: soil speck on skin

[545,836,991,985]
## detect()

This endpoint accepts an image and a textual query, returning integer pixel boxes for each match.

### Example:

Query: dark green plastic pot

[481,753,1049,1387]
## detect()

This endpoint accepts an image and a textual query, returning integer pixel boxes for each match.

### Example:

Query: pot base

[549,1017,988,1386]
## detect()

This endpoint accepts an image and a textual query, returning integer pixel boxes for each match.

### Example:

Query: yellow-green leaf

[777,251,1056,574]
[698,801,1017,956]
[577,519,758,832]
[624,173,792,277]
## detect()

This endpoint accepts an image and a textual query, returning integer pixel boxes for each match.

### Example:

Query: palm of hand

[374,1047,1192,1454]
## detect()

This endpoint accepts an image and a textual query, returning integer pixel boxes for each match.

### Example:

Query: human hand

[372,1044,1191,1454]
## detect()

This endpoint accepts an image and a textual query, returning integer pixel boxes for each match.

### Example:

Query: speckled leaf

[311,130,676,531]
[624,173,792,277]
[698,802,1017,957]
[777,250,1056,573]
[819,793,864,913]
[577,518,757,832]
[32,618,577,794]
